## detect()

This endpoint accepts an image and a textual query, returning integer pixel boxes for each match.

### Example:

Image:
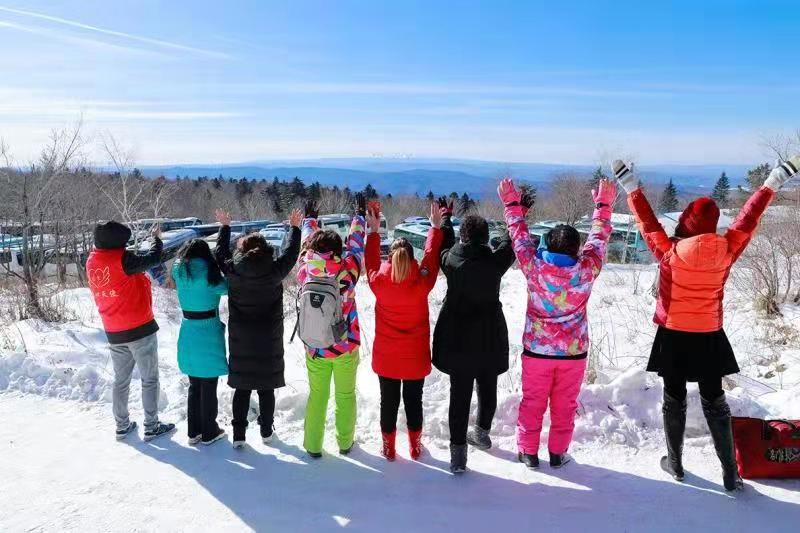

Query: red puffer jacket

[367,227,443,380]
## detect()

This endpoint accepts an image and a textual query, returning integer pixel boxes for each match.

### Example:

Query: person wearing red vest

[612,156,800,492]
[365,202,443,462]
[86,221,175,442]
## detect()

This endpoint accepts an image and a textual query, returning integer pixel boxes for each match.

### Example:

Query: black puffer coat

[432,218,515,377]
[215,225,301,390]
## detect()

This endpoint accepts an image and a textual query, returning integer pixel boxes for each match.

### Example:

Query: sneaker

[201,429,227,446]
[187,435,202,446]
[143,422,176,442]
[115,421,138,441]
[450,444,468,474]
[232,440,246,450]
[340,443,354,455]
[307,450,323,459]
[466,426,492,451]
[549,452,572,469]
[518,452,540,470]
[261,425,274,445]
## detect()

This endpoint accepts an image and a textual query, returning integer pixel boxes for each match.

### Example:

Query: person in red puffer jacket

[365,202,443,462]
[85,221,174,442]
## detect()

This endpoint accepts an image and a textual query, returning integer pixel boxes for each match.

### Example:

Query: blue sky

[1,0,798,165]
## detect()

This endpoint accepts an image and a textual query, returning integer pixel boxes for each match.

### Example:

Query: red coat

[86,248,156,341]
[628,186,774,333]
[366,227,443,380]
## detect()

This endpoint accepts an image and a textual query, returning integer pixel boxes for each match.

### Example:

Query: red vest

[86,248,154,334]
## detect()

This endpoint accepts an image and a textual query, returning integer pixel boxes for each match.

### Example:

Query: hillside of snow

[1,264,799,531]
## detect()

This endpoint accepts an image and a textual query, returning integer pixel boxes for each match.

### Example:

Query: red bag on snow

[732,417,800,479]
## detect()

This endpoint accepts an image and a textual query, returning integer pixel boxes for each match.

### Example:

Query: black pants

[663,374,723,402]
[449,373,498,446]
[379,376,424,434]
[187,377,221,441]
[232,388,275,440]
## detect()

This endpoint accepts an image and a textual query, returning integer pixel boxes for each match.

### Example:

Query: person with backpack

[433,199,516,473]
[296,194,366,458]
[612,156,800,491]
[214,208,303,448]
[365,201,443,461]
[172,238,229,446]
[85,222,175,441]
[498,177,614,470]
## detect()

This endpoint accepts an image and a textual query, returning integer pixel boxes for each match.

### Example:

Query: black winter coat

[432,217,515,377]
[215,225,301,390]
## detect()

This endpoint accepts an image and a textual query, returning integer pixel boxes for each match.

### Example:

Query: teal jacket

[172,259,229,378]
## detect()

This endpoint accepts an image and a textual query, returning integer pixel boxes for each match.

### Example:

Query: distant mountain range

[140,158,753,197]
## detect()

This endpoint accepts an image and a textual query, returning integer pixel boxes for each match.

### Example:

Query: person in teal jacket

[172,239,229,446]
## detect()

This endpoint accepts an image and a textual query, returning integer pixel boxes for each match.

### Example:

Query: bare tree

[95,133,148,241]
[542,173,592,225]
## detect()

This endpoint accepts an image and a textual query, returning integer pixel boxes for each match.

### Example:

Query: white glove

[611,160,639,194]
[764,155,800,191]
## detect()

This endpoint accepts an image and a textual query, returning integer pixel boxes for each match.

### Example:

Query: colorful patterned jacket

[504,205,612,358]
[297,215,365,358]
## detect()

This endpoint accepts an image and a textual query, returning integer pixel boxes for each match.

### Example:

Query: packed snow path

[1,393,798,532]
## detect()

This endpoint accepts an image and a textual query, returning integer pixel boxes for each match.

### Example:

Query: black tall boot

[661,391,686,481]
[702,393,744,492]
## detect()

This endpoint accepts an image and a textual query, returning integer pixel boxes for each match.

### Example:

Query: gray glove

[764,155,800,191]
[611,160,639,194]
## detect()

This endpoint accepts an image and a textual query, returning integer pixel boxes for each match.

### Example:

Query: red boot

[409,429,423,460]
[381,431,396,461]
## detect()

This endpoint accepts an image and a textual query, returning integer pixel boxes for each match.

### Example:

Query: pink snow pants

[517,356,587,455]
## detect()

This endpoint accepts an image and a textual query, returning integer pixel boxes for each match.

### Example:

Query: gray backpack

[292,275,348,349]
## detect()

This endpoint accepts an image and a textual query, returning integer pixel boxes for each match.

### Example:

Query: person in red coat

[365,202,443,461]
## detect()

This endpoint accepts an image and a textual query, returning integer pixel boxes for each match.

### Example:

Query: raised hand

[592,178,616,206]
[303,199,319,219]
[368,200,382,218]
[611,160,639,194]
[366,210,381,234]
[437,196,454,217]
[151,223,162,239]
[429,202,443,228]
[354,192,367,217]
[520,189,535,211]
[497,178,521,206]
[288,208,303,228]
[214,209,232,226]
[764,155,800,191]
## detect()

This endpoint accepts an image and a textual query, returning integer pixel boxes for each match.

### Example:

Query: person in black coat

[432,198,515,473]
[214,208,302,447]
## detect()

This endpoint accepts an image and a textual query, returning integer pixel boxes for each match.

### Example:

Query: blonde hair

[390,238,414,284]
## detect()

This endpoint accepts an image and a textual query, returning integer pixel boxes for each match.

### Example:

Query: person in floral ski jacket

[499,177,614,470]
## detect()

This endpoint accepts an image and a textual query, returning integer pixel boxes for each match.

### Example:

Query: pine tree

[426,190,435,202]
[363,183,378,200]
[658,179,679,213]
[711,172,730,207]
[458,193,475,215]
[589,166,603,189]
[746,163,771,190]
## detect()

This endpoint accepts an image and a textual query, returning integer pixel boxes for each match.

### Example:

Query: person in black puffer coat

[214,208,302,447]
[432,198,515,473]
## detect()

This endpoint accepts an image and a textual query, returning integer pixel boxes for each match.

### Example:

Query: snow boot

[188,434,202,446]
[382,431,397,462]
[201,428,227,446]
[261,424,274,445]
[340,443,354,456]
[143,422,176,442]
[307,450,323,459]
[450,444,468,474]
[661,391,686,482]
[702,393,744,492]
[549,452,572,469]
[466,425,492,451]
[115,421,137,441]
[408,429,423,461]
[232,440,246,450]
[518,452,540,469]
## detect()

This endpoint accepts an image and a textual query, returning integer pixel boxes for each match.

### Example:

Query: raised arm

[579,179,615,279]
[726,156,799,260]
[419,203,444,290]
[122,224,163,275]
[274,209,303,279]
[212,209,233,274]
[499,178,537,276]
[364,205,383,285]
[612,160,671,260]
[437,197,456,269]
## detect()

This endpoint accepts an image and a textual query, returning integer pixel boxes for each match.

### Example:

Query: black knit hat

[94,221,132,249]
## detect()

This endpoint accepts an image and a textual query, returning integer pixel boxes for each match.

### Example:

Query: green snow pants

[304,351,359,454]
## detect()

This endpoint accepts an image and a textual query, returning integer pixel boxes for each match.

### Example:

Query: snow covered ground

[1,264,799,531]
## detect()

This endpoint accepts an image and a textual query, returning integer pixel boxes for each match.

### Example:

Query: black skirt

[647,326,739,382]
